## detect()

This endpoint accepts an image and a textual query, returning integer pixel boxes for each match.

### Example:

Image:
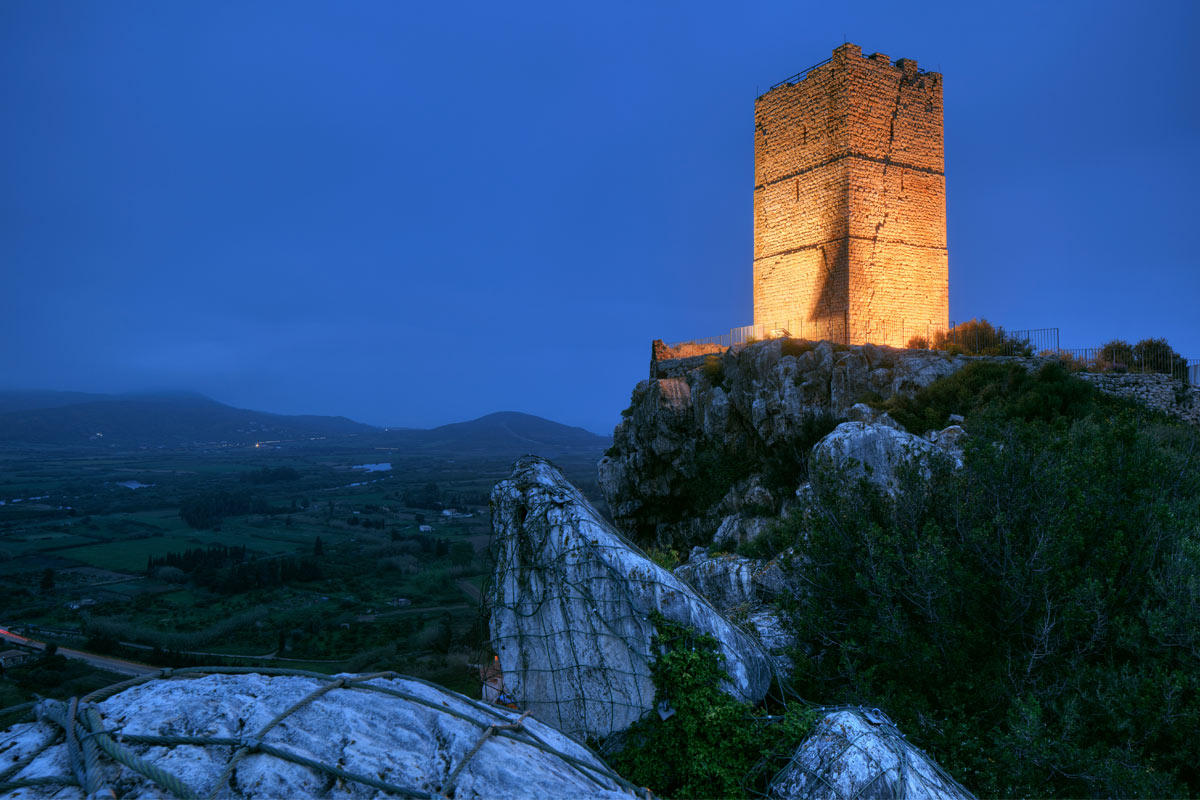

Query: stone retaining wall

[1077,372,1200,425]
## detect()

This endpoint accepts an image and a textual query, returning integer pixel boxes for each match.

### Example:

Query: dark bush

[1133,337,1187,380]
[702,354,725,388]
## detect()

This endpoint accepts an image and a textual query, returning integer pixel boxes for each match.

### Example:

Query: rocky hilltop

[8,340,1191,799]
[599,339,977,549]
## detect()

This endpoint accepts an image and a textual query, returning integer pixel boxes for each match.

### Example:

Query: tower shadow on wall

[809,229,850,343]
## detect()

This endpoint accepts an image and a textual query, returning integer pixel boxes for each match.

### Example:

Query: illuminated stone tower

[753,43,948,346]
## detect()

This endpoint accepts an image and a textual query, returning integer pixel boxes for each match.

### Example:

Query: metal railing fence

[767,57,833,92]
[1058,347,1194,384]
[668,320,1056,357]
[935,323,1059,358]
[670,318,847,350]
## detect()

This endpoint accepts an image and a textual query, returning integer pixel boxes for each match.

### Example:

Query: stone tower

[753,43,947,346]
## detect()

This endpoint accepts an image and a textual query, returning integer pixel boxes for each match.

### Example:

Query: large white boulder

[770,709,975,800]
[811,422,959,494]
[489,456,774,742]
[0,671,634,799]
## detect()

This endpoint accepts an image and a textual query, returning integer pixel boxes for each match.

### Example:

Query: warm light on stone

[753,43,948,347]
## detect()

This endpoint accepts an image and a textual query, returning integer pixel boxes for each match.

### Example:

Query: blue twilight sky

[2,1,1197,434]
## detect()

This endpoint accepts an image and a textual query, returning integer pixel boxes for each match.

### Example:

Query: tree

[39,568,55,593]
[313,536,324,556]
[449,541,475,568]
[1098,338,1135,371]
[1133,337,1187,379]
[408,482,441,509]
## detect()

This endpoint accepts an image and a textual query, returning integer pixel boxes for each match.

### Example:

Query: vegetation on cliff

[905,317,1034,357]
[607,616,816,799]
[877,360,1106,433]
[779,364,1200,797]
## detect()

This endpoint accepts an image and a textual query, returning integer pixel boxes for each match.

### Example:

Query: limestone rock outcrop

[600,339,971,549]
[770,709,975,800]
[810,421,960,495]
[672,546,792,610]
[488,456,773,742]
[0,672,634,799]
[673,547,800,672]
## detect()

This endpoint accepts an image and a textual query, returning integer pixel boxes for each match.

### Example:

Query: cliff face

[599,339,969,549]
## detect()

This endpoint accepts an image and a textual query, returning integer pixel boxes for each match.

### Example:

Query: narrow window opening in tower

[794,179,799,202]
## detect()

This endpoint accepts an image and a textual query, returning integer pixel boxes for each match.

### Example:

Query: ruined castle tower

[753,43,947,346]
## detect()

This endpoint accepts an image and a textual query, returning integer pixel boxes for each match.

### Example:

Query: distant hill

[0,391,376,446]
[0,390,114,414]
[383,411,611,460]
[0,393,611,460]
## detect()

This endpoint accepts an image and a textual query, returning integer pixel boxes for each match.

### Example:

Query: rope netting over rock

[485,456,774,742]
[0,667,639,799]
[767,708,973,800]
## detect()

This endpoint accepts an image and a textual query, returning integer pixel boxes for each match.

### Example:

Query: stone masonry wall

[753,44,947,346]
[1077,372,1200,425]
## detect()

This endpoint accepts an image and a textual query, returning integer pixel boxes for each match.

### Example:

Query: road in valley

[0,626,157,677]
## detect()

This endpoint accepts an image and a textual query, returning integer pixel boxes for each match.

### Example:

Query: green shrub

[908,319,1032,356]
[645,547,681,570]
[1098,338,1135,371]
[702,354,725,387]
[737,516,797,560]
[607,616,817,798]
[881,360,1108,434]
[939,318,1033,357]
[778,406,1200,798]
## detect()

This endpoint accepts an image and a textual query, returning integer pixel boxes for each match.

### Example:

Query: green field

[0,438,557,696]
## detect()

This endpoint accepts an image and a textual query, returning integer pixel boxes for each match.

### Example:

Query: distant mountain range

[0,391,611,458]
[0,392,372,446]
[384,411,611,458]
